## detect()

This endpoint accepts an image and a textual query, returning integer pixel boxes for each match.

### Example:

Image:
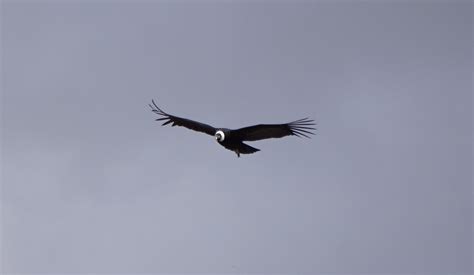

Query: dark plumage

[149,100,316,157]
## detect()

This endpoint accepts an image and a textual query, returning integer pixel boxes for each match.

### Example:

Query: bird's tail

[239,143,260,155]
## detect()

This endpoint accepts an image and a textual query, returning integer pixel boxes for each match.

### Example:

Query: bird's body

[149,100,315,157]
[213,128,260,157]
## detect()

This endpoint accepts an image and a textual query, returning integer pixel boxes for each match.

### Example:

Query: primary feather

[149,99,216,136]
[232,118,316,141]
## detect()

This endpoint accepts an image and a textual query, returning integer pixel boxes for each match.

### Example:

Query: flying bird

[149,100,316,157]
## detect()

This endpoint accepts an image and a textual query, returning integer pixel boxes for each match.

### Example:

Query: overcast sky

[1,1,472,274]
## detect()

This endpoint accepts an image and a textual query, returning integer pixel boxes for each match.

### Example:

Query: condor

[149,100,316,157]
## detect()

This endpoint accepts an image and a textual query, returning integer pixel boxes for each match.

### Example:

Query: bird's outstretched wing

[232,118,316,141]
[149,100,216,136]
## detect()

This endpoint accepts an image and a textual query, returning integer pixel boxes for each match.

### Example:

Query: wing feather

[232,118,316,141]
[149,100,216,136]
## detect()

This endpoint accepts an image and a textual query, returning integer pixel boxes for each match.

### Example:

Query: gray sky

[1,1,472,274]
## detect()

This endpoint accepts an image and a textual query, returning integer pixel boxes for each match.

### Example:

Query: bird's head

[215,130,225,142]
